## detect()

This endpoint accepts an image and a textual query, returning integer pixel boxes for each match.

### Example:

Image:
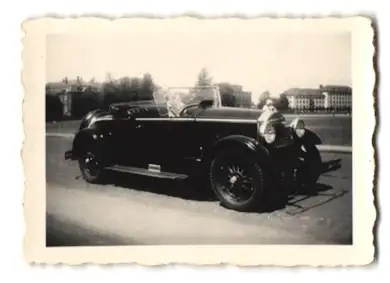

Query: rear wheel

[78,151,105,183]
[210,149,267,212]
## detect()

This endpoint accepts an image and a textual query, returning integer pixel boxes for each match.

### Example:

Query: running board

[105,165,188,180]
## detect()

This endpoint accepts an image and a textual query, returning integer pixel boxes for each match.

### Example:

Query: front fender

[206,135,270,165]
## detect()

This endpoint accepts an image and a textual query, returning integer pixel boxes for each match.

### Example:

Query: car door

[133,116,199,172]
[161,116,201,174]
[167,117,199,159]
[131,117,173,167]
[110,117,145,166]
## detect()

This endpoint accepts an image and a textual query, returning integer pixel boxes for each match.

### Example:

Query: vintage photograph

[23,17,375,265]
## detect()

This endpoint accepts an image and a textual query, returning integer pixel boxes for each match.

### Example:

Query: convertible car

[64,88,323,212]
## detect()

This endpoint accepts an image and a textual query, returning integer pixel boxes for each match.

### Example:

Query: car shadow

[257,158,345,214]
[78,158,346,211]
[98,171,216,202]
[283,185,349,216]
[321,158,342,174]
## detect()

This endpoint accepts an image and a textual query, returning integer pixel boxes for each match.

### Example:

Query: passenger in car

[262,99,276,112]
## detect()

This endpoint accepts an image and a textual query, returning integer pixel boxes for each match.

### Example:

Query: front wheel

[210,150,267,212]
[78,151,105,183]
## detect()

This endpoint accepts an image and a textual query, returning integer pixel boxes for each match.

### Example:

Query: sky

[46,28,351,103]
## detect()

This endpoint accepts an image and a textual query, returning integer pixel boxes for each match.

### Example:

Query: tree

[71,88,101,118]
[257,91,271,109]
[195,68,213,87]
[86,77,100,93]
[186,68,215,104]
[274,93,290,111]
[100,74,157,108]
[62,77,69,84]
[46,94,63,121]
[105,72,114,83]
[139,73,155,101]
[102,74,120,108]
[218,83,239,107]
[115,76,138,102]
[73,76,84,92]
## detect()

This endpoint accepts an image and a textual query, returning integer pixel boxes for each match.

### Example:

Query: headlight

[290,118,305,138]
[258,122,276,144]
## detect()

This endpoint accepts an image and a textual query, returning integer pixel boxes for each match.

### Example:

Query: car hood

[195,106,285,123]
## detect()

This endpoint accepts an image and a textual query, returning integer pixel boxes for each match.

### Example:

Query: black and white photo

[22,17,375,265]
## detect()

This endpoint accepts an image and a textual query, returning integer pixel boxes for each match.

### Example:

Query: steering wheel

[178,103,199,117]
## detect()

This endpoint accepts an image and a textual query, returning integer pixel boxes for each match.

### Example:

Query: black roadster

[65,89,323,212]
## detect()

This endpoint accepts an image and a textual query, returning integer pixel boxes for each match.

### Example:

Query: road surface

[46,136,353,246]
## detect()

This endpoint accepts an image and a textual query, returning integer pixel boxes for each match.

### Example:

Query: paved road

[46,136,353,246]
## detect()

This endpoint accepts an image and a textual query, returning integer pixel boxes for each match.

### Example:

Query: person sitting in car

[165,93,184,117]
[262,99,276,112]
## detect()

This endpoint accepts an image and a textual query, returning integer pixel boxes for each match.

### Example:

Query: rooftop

[283,85,352,97]
[283,88,324,97]
[320,85,352,93]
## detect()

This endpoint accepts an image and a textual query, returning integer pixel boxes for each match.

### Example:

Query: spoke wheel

[210,150,266,212]
[216,161,255,203]
[79,151,104,183]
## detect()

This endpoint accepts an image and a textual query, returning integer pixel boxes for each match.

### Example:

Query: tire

[297,143,322,190]
[78,151,105,183]
[209,149,267,212]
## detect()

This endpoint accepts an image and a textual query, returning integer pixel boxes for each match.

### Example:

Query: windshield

[152,86,222,117]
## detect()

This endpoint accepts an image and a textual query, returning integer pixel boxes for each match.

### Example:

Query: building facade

[234,90,252,108]
[284,88,325,109]
[320,85,352,109]
[58,90,73,117]
[283,85,352,111]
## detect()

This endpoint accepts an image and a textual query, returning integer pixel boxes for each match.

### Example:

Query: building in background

[319,85,352,109]
[283,85,352,111]
[46,82,73,117]
[234,90,252,108]
[283,88,325,109]
[46,79,104,118]
[227,84,252,108]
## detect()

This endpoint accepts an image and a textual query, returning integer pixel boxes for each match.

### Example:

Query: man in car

[165,92,184,117]
[262,99,276,112]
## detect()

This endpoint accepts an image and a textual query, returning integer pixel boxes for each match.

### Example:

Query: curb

[46,132,352,154]
[46,133,75,139]
[283,114,352,119]
[316,145,352,153]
